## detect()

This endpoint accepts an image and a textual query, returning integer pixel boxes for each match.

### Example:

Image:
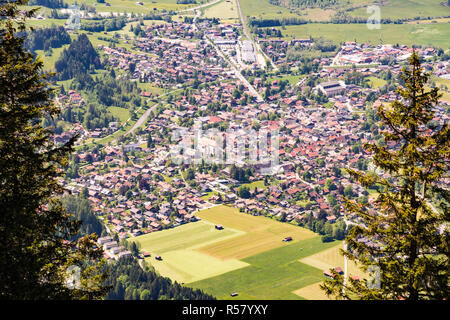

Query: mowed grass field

[203,0,240,24]
[190,236,341,299]
[65,0,193,13]
[279,22,450,49]
[131,219,249,283]
[131,205,354,299]
[349,0,449,20]
[195,205,316,260]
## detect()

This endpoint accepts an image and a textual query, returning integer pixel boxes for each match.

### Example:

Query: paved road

[124,103,158,138]
[207,38,264,102]
[235,0,278,71]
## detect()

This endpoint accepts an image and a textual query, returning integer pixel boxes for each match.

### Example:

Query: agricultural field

[348,0,450,20]
[278,22,450,49]
[238,0,298,20]
[202,0,240,24]
[130,218,248,283]
[131,205,353,299]
[65,0,196,14]
[191,236,341,299]
[241,0,448,21]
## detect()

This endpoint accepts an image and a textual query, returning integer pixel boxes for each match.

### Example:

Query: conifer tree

[321,52,449,300]
[0,1,108,299]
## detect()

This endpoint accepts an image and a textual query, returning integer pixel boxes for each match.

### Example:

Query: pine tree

[321,52,449,300]
[0,1,108,299]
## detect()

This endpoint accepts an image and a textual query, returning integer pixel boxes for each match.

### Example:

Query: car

[282,236,292,242]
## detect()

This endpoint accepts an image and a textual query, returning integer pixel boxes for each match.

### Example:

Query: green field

[66,0,193,13]
[195,205,316,259]
[349,0,449,20]
[203,0,240,24]
[239,180,266,190]
[108,106,130,122]
[190,236,340,299]
[367,76,387,88]
[239,0,298,20]
[129,205,348,299]
[279,22,450,49]
[240,0,449,21]
[131,220,248,283]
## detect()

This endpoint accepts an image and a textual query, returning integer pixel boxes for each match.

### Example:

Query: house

[117,251,132,259]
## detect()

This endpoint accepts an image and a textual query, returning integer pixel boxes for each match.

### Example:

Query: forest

[28,0,67,8]
[55,34,102,81]
[105,257,215,300]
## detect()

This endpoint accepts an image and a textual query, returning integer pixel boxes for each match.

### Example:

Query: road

[235,0,278,71]
[207,38,264,102]
[123,103,158,138]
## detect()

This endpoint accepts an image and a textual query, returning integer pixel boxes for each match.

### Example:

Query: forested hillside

[61,195,106,239]
[24,25,71,53]
[55,34,101,80]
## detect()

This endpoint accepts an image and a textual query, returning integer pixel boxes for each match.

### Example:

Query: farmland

[278,22,450,49]
[195,205,316,259]
[240,0,449,21]
[66,0,196,14]
[190,236,341,300]
[131,205,348,299]
[203,0,240,24]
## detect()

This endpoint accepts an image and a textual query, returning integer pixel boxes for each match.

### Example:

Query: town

[55,18,450,263]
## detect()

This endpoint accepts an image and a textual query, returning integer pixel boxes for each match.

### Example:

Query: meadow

[195,205,316,259]
[348,0,450,20]
[238,0,298,20]
[202,0,240,24]
[239,0,448,22]
[65,0,194,14]
[131,219,249,283]
[278,22,450,49]
[190,236,341,300]
[131,205,351,299]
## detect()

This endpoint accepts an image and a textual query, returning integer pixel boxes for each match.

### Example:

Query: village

[57,18,450,261]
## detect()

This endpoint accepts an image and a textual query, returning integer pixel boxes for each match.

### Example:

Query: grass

[190,236,340,300]
[293,282,330,300]
[349,0,449,20]
[65,0,193,14]
[239,0,448,22]
[239,180,266,190]
[107,106,130,123]
[278,22,450,49]
[295,242,369,300]
[203,0,240,24]
[195,205,316,260]
[130,204,355,299]
[367,76,387,88]
[131,220,248,283]
[299,242,367,279]
[239,0,297,20]
[137,82,165,96]
[201,190,220,201]
[268,74,303,85]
